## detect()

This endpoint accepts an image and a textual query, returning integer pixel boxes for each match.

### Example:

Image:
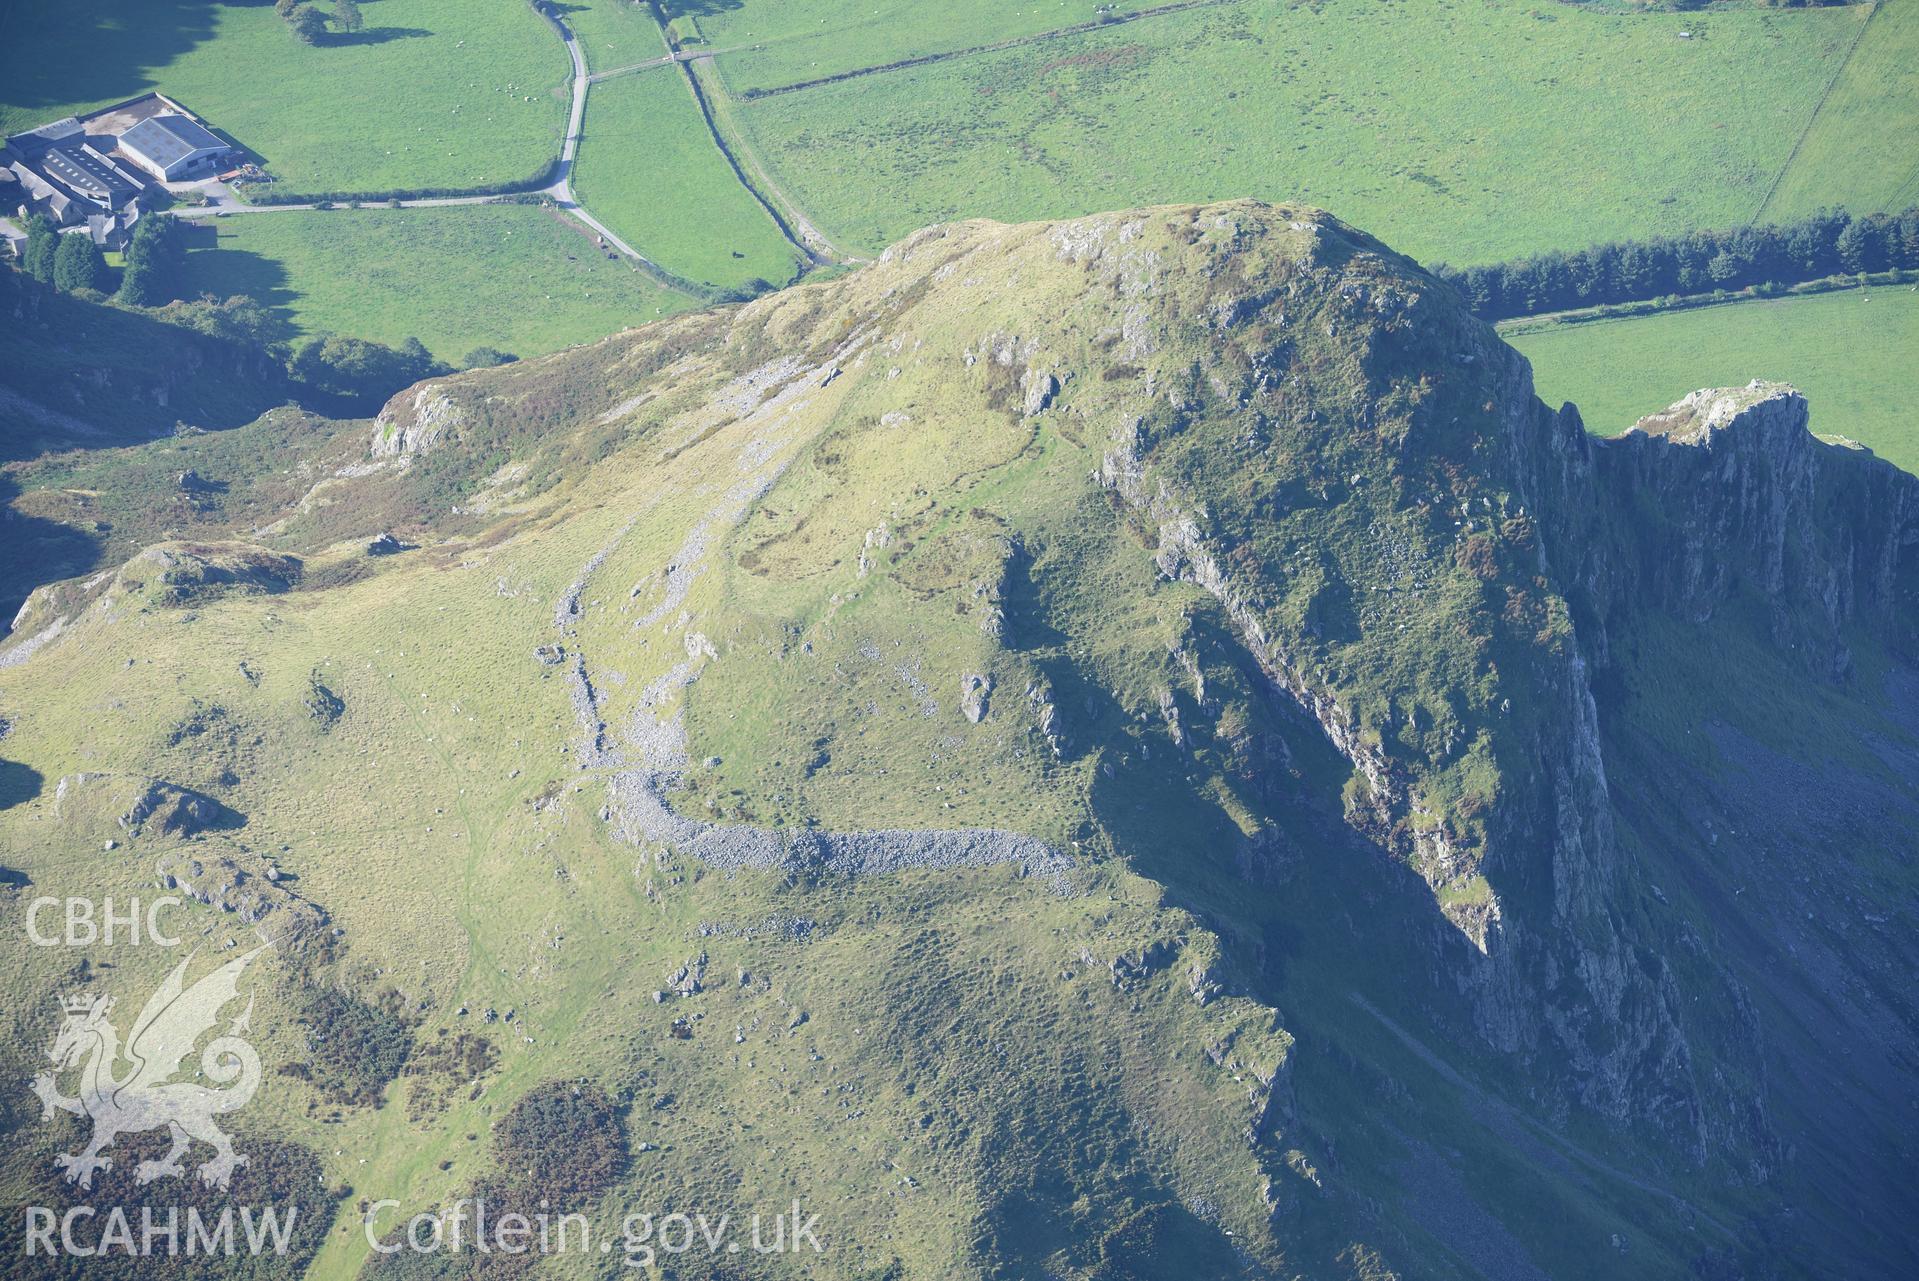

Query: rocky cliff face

[1062,209,1916,1159]
[1067,215,1708,1144]
[1464,372,1919,1149]
[1580,383,1918,679]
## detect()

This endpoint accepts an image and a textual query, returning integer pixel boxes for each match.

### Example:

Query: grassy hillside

[8,203,1914,1278]
[0,0,565,196]
[728,0,1870,263]
[571,67,806,293]
[1509,285,1919,471]
[176,205,694,361]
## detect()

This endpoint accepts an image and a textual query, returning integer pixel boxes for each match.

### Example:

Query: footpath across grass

[178,205,694,362]
[1509,285,1919,474]
[0,0,566,197]
[571,67,805,294]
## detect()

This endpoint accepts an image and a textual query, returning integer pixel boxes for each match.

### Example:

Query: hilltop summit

[3,202,1916,1278]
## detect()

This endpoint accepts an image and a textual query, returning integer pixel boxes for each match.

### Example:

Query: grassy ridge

[571,67,805,292]
[0,0,566,197]
[731,0,1868,263]
[1509,286,1919,472]
[176,205,693,360]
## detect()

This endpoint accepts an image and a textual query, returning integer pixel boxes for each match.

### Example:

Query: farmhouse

[2,94,234,233]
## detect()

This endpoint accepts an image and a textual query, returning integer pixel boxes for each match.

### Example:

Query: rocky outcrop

[303,671,345,728]
[959,672,993,723]
[127,543,301,608]
[371,382,466,459]
[49,772,244,842]
[1021,367,1060,417]
[3,542,299,667]
[121,779,241,838]
[1585,383,1917,680]
[156,846,328,947]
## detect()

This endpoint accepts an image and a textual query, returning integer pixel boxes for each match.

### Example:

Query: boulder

[1021,367,1060,417]
[121,779,240,838]
[960,673,993,723]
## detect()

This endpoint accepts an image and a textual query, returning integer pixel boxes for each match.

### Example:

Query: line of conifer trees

[1433,206,1919,322]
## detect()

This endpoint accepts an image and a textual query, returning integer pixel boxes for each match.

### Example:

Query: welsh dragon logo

[30,944,267,1191]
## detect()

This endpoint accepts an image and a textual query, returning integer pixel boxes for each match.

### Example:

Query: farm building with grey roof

[2,95,236,230]
[117,114,231,182]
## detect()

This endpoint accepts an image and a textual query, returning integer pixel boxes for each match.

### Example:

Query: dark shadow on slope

[0,268,298,459]
[0,760,43,811]
[1003,508,1721,1274]
[1601,626,1919,1280]
[0,473,102,637]
[1076,669,1691,1277]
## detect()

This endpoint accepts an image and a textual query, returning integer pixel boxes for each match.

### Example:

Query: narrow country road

[173,12,685,285]
[170,191,508,218]
[165,4,839,289]
[532,11,693,280]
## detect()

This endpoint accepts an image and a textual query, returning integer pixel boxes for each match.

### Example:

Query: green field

[729,0,1873,264]
[563,0,673,73]
[1763,0,1919,219]
[676,0,1170,92]
[8,0,1911,369]
[0,0,566,197]
[178,205,694,361]
[1510,286,1919,473]
[571,67,805,293]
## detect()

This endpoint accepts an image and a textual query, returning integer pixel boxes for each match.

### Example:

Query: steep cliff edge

[1583,383,1918,679]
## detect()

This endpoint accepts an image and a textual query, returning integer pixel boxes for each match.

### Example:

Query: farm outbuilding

[4,97,239,228]
[118,114,232,182]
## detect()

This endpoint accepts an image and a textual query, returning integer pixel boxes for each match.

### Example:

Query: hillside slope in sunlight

[3,202,1915,1280]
